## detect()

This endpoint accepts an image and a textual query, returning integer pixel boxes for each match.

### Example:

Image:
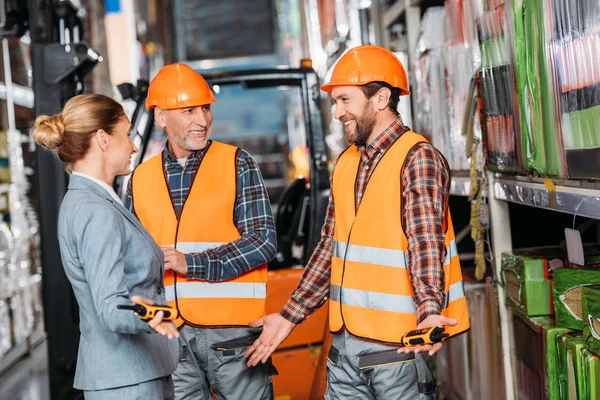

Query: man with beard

[244,46,469,399]
[125,63,277,400]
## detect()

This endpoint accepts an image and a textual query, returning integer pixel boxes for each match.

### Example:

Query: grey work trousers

[173,325,274,400]
[325,329,437,400]
[84,375,174,400]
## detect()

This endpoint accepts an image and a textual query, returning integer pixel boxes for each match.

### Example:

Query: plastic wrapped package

[414,7,449,148]
[582,349,600,400]
[549,0,600,179]
[446,43,476,170]
[515,0,565,176]
[0,220,13,298]
[566,336,586,400]
[415,3,482,171]
[0,300,10,357]
[29,274,43,327]
[477,1,521,171]
[553,268,600,330]
[10,288,34,345]
[545,324,572,400]
[583,285,600,357]
[501,252,554,316]
[445,0,482,171]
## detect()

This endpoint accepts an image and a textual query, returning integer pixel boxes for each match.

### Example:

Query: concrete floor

[0,340,50,400]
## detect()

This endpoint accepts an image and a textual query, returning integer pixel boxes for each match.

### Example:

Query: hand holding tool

[117,303,179,321]
[400,326,448,347]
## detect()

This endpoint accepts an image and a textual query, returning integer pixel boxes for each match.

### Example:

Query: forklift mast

[28,1,100,398]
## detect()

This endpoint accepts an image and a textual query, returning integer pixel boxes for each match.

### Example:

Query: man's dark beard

[346,102,376,145]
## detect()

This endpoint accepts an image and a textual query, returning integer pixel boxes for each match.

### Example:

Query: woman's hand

[131,295,180,339]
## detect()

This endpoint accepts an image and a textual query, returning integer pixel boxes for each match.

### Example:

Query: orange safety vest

[330,131,470,343]
[131,141,267,328]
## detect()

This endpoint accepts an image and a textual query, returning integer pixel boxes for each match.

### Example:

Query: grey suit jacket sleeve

[73,203,154,335]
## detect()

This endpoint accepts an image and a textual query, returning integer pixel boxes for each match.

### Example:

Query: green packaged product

[553,269,600,330]
[516,0,564,176]
[501,252,553,316]
[582,348,600,400]
[557,333,583,400]
[566,337,586,400]
[546,325,572,400]
[583,286,600,357]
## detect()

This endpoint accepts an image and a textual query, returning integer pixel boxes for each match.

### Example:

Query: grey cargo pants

[173,325,274,400]
[325,329,437,400]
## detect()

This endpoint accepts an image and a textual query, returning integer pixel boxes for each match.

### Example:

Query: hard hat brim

[146,98,217,110]
[320,81,411,96]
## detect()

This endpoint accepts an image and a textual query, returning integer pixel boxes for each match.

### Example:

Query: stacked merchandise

[583,286,600,398]
[550,0,600,179]
[0,127,42,367]
[477,0,520,172]
[502,249,600,399]
[552,269,600,398]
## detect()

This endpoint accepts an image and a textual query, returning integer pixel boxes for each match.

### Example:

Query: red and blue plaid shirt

[281,118,450,324]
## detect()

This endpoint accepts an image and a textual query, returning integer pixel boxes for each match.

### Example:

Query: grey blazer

[58,175,178,391]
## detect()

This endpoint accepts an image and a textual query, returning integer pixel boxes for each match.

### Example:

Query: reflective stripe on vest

[329,284,417,313]
[329,131,470,343]
[165,282,267,301]
[131,142,268,327]
[333,239,459,269]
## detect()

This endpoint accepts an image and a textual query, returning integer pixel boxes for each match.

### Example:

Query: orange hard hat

[146,63,217,110]
[320,45,410,95]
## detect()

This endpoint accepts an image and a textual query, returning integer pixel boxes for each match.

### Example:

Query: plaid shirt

[281,118,450,325]
[125,140,276,281]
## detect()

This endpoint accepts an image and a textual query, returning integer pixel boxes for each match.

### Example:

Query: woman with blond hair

[32,94,179,399]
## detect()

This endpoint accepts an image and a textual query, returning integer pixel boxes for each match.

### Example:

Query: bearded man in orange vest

[244,46,470,399]
[124,64,277,400]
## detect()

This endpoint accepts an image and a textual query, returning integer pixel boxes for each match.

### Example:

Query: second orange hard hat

[146,64,217,110]
[321,45,410,95]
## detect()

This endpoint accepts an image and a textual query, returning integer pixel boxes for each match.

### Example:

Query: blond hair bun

[31,114,65,150]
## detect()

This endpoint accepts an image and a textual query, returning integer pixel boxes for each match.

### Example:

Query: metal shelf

[383,1,407,28]
[0,341,28,376]
[450,174,471,197]
[493,174,600,220]
[382,0,423,27]
[0,84,34,109]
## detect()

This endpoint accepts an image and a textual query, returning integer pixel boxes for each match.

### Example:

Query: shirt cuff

[416,299,442,324]
[280,298,308,325]
[185,253,207,280]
